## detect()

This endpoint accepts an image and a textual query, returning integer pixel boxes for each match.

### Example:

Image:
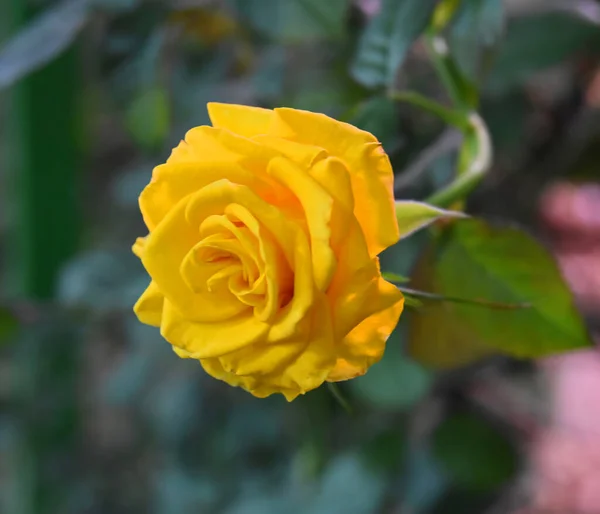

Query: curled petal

[327,279,404,381]
[142,191,247,322]
[267,156,336,291]
[270,107,399,257]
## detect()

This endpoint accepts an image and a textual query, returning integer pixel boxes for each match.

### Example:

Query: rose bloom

[133,103,404,400]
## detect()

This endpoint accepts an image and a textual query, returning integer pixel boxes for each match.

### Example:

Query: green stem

[425,30,478,109]
[388,90,469,130]
[397,286,530,311]
[425,112,492,207]
[326,383,353,414]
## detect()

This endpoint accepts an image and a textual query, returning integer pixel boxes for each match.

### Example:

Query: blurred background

[2,0,600,513]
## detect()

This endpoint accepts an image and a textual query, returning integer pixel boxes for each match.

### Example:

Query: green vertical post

[8,1,81,298]
[5,1,82,513]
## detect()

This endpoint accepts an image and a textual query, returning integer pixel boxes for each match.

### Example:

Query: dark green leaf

[352,0,438,88]
[449,0,505,81]
[409,219,592,368]
[0,0,90,89]
[227,0,350,42]
[433,413,519,491]
[487,12,600,93]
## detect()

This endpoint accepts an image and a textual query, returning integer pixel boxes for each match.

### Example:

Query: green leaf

[408,219,592,368]
[433,413,519,491]
[487,12,600,94]
[448,0,505,81]
[352,0,438,88]
[0,0,90,89]
[126,86,170,151]
[395,200,467,240]
[227,0,350,42]
[350,345,432,411]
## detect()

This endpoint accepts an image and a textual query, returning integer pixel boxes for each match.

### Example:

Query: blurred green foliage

[1,0,600,513]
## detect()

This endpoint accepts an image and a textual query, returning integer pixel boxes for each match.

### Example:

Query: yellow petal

[161,299,268,358]
[167,124,275,165]
[218,339,305,378]
[327,281,404,381]
[183,180,314,334]
[267,156,336,291]
[142,191,246,322]
[198,357,303,401]
[162,126,296,216]
[225,203,292,323]
[132,236,147,258]
[133,281,164,327]
[251,134,327,169]
[207,102,274,137]
[206,293,335,400]
[308,156,354,213]
[184,181,298,281]
[330,258,404,343]
[267,228,314,342]
[177,239,252,320]
[270,107,399,257]
[272,293,336,394]
[140,160,258,231]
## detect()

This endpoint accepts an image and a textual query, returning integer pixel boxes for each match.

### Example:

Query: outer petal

[198,358,303,401]
[199,293,336,401]
[161,299,268,358]
[133,281,164,327]
[330,257,404,342]
[327,279,404,381]
[207,102,274,137]
[270,107,399,257]
[166,126,298,213]
[251,134,327,169]
[270,293,336,395]
[140,161,260,231]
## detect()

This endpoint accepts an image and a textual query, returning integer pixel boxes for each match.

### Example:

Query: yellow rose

[133,103,404,401]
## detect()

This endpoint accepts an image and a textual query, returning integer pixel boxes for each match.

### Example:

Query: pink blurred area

[525,182,600,513]
[355,0,381,17]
